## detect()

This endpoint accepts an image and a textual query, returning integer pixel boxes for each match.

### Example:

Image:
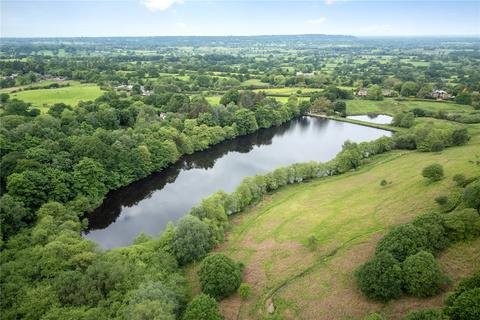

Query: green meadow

[8,83,104,111]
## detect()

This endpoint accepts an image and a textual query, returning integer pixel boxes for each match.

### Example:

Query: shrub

[237,283,252,299]
[445,271,480,304]
[307,235,318,251]
[430,140,444,152]
[444,288,480,320]
[182,294,223,320]
[463,179,480,212]
[355,252,403,301]
[452,174,467,187]
[172,215,212,265]
[412,213,449,252]
[422,164,444,182]
[394,132,417,150]
[380,179,388,187]
[404,309,448,320]
[451,128,470,146]
[443,208,480,241]
[199,254,242,300]
[435,195,448,206]
[402,251,446,297]
[376,224,429,261]
[392,112,415,128]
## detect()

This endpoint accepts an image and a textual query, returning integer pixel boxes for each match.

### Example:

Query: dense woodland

[1,36,479,320]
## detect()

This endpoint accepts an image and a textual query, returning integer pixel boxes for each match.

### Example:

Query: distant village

[114,84,153,96]
[354,88,453,100]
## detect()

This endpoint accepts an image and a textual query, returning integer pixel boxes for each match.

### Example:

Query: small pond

[347,114,393,125]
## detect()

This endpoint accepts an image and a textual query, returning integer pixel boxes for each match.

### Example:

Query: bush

[237,283,252,299]
[444,288,480,320]
[404,309,448,320]
[394,132,417,150]
[445,271,480,307]
[451,128,470,146]
[376,224,429,261]
[402,251,446,297]
[443,208,480,241]
[463,179,480,212]
[452,174,467,187]
[412,213,449,252]
[435,195,448,206]
[392,112,415,128]
[182,294,223,320]
[172,215,212,265]
[199,254,242,300]
[380,179,388,187]
[422,164,444,182]
[355,252,403,301]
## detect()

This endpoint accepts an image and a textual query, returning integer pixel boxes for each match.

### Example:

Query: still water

[85,117,391,248]
[347,114,393,125]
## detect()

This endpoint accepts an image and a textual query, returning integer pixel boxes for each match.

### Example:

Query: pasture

[8,83,104,111]
[346,98,474,116]
[186,119,480,319]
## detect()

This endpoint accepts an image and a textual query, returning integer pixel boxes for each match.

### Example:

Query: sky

[1,0,479,37]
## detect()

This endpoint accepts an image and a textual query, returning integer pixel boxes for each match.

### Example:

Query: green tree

[401,81,418,97]
[72,157,107,202]
[376,224,429,261]
[333,101,347,116]
[172,215,212,265]
[455,91,472,105]
[199,254,242,299]
[7,170,50,209]
[445,288,480,320]
[451,128,470,146]
[402,251,446,297]
[182,294,223,320]
[0,194,32,239]
[234,108,258,135]
[366,85,383,101]
[422,164,444,182]
[355,252,403,301]
[237,283,252,300]
[463,179,480,212]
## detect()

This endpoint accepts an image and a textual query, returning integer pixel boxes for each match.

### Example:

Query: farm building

[431,89,449,100]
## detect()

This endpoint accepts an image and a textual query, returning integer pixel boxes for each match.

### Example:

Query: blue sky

[1,0,479,37]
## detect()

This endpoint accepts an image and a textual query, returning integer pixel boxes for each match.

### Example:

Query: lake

[347,114,393,125]
[85,117,391,248]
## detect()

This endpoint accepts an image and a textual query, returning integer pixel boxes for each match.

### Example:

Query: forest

[1,35,479,320]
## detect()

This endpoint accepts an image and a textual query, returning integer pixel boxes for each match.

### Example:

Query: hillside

[186,122,480,319]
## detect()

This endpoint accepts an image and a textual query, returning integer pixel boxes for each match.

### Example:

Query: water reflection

[347,114,393,125]
[85,117,391,248]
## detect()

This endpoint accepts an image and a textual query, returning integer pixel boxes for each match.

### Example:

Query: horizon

[1,34,480,39]
[1,0,479,38]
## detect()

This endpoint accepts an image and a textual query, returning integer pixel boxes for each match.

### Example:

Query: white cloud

[358,24,392,33]
[306,17,327,25]
[141,0,183,12]
[325,0,336,4]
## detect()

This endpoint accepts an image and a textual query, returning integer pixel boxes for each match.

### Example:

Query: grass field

[346,98,473,116]
[186,117,480,319]
[241,79,270,88]
[8,83,104,111]
[253,87,323,95]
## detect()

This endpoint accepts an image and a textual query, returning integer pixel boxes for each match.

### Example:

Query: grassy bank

[185,120,480,319]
